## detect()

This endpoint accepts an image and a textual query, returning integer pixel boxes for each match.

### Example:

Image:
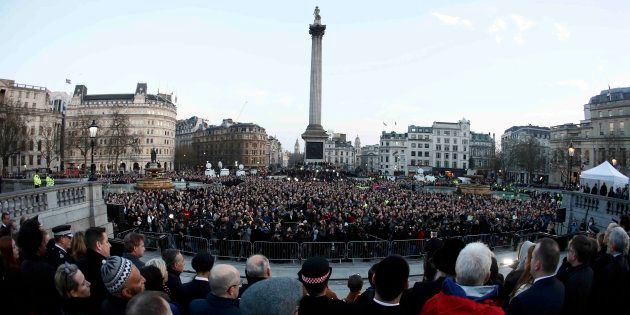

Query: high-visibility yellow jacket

[45,176,54,187]
[33,174,42,186]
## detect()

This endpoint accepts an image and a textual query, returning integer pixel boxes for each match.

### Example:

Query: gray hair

[240,278,303,315]
[210,264,240,296]
[161,249,181,268]
[246,255,270,278]
[455,242,492,286]
[145,258,168,281]
[608,226,630,255]
[126,291,172,315]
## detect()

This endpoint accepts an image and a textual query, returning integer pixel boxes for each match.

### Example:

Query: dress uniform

[46,224,74,268]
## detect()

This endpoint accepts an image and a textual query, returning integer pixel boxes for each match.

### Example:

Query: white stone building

[501,125,550,183]
[406,125,434,173]
[324,133,356,171]
[549,87,630,186]
[358,144,380,174]
[432,119,471,171]
[65,83,177,173]
[267,136,283,171]
[379,131,407,175]
[0,78,64,174]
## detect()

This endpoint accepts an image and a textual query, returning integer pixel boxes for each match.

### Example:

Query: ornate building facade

[0,78,63,174]
[324,133,357,171]
[549,87,630,186]
[175,116,208,169]
[267,136,283,171]
[192,118,268,169]
[470,132,496,175]
[64,83,177,172]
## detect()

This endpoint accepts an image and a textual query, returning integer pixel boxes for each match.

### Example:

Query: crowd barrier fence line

[120,230,546,261]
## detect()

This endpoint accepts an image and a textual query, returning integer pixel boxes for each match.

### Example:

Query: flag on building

[383,122,387,126]
[65,79,71,84]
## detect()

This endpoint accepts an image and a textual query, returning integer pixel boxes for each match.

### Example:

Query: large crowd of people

[105,178,560,243]
[1,212,629,315]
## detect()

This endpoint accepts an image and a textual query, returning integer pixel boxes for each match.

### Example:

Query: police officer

[46,224,74,268]
[45,174,55,187]
[33,170,42,188]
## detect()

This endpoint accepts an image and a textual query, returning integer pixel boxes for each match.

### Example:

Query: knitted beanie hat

[101,256,133,295]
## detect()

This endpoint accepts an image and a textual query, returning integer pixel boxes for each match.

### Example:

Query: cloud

[510,15,536,31]
[489,18,507,43]
[553,23,570,40]
[513,34,525,45]
[489,18,507,33]
[556,79,590,91]
[431,12,473,28]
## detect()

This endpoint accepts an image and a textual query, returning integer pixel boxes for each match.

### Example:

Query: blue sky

[1,0,629,150]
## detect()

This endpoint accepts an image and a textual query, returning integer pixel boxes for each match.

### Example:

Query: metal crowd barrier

[117,230,548,261]
[253,241,300,262]
[347,241,389,261]
[301,242,347,261]
[142,232,174,251]
[115,227,138,240]
[389,239,426,258]
[212,240,252,260]
[172,234,211,255]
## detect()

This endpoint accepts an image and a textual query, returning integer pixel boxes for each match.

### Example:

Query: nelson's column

[301,6,328,163]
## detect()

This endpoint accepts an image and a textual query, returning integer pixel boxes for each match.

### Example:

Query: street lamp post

[567,142,574,190]
[88,120,98,181]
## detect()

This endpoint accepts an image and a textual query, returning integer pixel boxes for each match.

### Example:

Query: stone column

[302,9,329,163]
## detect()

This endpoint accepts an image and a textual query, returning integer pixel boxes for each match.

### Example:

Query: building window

[424,144,429,149]
[436,161,440,167]
[411,143,416,148]
[444,161,449,168]
[29,155,33,165]
[610,122,614,134]
[609,110,612,117]
[453,161,457,168]
[445,153,450,159]
[620,121,625,134]
[436,152,441,158]
[411,151,416,156]
[453,153,458,159]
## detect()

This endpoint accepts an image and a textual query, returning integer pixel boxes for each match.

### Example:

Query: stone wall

[0,182,113,236]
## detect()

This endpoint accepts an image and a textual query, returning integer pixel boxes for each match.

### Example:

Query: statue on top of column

[150,148,157,163]
[314,6,321,23]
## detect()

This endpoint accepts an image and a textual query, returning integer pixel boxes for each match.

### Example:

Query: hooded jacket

[421,277,505,315]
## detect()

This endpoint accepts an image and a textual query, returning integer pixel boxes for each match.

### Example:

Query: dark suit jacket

[593,254,630,314]
[20,255,62,315]
[179,278,211,314]
[166,268,183,304]
[77,249,108,314]
[507,276,565,315]
[400,277,445,315]
[556,263,593,315]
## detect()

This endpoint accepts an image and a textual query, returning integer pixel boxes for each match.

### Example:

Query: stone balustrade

[563,191,630,229]
[0,182,112,235]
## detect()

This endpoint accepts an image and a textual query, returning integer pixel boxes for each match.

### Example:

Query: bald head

[210,264,241,299]
[246,255,271,279]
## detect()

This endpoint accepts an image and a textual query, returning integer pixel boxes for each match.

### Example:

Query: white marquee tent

[579,161,629,189]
